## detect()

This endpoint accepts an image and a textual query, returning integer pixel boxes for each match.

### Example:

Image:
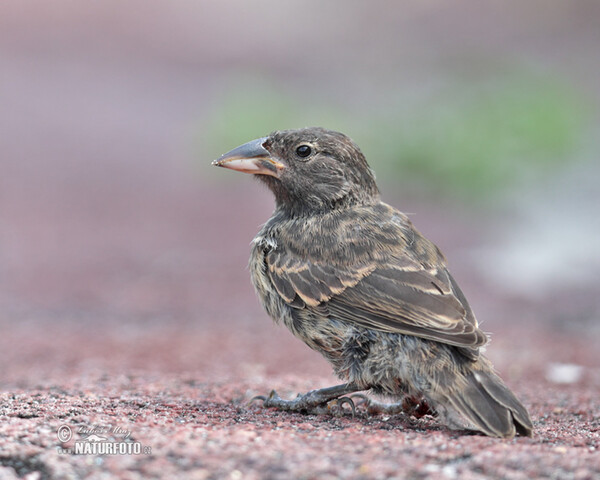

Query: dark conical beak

[212,137,285,177]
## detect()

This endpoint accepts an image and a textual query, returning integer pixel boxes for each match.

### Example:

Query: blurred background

[1,0,599,387]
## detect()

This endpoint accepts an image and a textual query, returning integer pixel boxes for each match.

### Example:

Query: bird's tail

[441,366,533,438]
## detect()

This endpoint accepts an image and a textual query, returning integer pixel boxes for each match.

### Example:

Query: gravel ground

[0,337,598,479]
[1,272,598,479]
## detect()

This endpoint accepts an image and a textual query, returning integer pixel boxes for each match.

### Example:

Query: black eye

[295,144,312,158]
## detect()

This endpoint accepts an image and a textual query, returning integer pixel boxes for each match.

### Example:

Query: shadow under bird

[212,127,533,438]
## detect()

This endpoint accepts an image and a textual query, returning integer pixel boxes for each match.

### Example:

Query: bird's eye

[295,144,312,158]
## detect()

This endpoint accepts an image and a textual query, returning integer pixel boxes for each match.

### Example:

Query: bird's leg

[250,383,362,416]
[352,394,435,418]
[351,394,405,415]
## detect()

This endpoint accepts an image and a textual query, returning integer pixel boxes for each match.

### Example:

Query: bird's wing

[265,224,487,358]
[326,263,488,356]
[266,248,376,308]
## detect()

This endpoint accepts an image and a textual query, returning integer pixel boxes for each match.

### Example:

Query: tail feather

[445,369,533,438]
[472,370,533,437]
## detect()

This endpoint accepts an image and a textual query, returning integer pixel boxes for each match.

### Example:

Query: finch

[213,127,533,438]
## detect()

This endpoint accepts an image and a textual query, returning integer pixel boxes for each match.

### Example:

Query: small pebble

[545,363,583,384]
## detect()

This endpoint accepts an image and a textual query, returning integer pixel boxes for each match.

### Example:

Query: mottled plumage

[213,127,533,438]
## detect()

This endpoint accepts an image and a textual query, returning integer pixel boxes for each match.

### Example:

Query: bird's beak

[212,137,285,177]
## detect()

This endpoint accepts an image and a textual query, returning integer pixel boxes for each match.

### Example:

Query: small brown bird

[213,127,533,438]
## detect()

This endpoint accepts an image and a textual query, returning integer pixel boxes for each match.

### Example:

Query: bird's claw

[350,393,369,407]
[248,395,266,405]
[249,390,279,406]
[248,389,356,417]
[331,396,356,417]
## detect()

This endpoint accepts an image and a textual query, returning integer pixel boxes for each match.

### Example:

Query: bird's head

[212,127,379,215]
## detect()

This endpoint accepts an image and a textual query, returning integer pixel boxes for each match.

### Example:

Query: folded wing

[266,247,487,360]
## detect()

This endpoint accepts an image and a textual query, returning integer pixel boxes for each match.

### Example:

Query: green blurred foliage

[203,73,589,199]
[379,78,589,196]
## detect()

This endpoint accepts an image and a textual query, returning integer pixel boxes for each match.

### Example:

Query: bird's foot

[402,395,435,418]
[249,383,360,417]
[352,394,435,418]
[351,394,405,415]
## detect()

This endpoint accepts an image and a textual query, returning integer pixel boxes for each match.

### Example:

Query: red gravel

[1,292,599,479]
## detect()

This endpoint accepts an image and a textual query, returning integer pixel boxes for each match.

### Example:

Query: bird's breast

[249,235,292,326]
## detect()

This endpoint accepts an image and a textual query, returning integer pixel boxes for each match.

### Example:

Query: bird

[212,127,533,438]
